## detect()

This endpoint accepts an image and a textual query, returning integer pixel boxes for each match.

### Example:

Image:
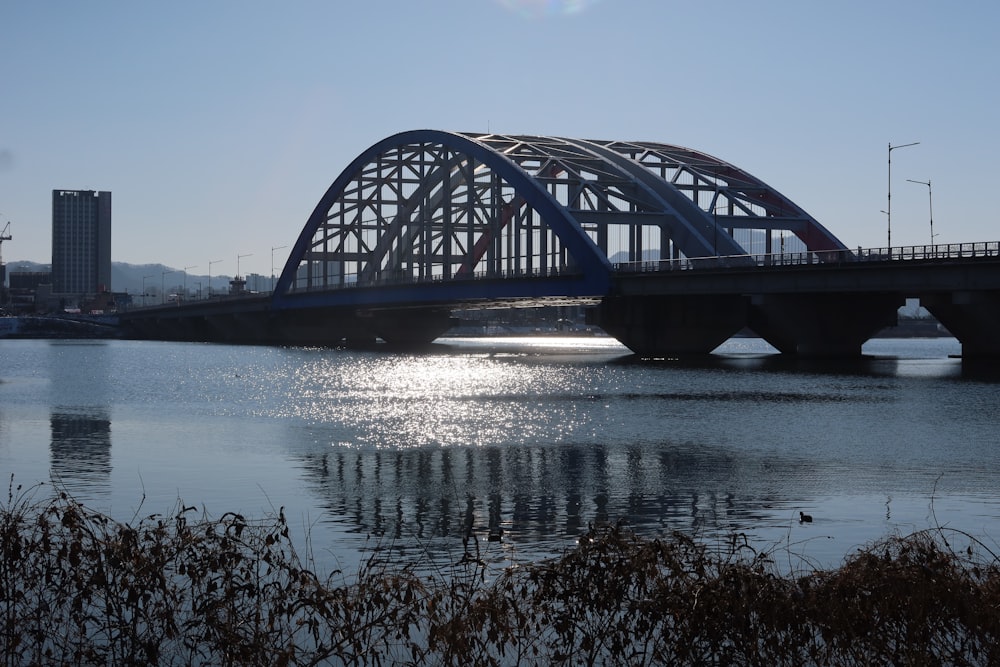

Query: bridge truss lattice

[275,130,846,303]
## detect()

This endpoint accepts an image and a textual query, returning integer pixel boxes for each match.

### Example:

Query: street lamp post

[183,265,197,300]
[236,253,253,293]
[880,211,890,255]
[713,204,718,257]
[161,270,176,305]
[208,259,222,298]
[887,141,919,249]
[142,274,154,307]
[237,253,253,280]
[712,167,720,258]
[271,245,288,291]
[906,179,934,246]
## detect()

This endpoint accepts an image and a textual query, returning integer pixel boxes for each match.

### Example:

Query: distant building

[7,271,52,314]
[51,190,112,300]
[9,271,52,291]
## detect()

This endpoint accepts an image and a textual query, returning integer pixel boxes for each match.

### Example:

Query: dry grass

[3,479,999,665]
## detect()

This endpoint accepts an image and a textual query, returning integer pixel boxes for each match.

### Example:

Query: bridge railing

[612,241,1000,273]
[287,264,586,293]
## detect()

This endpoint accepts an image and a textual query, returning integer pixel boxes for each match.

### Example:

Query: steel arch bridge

[271,130,848,313]
[121,129,1000,358]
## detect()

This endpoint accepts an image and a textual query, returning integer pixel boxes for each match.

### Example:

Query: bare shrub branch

[2,482,998,665]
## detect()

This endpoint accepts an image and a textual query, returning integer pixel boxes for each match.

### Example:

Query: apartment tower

[51,190,112,296]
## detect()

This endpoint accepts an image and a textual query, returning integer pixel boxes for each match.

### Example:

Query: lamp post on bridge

[887,141,919,249]
[161,270,176,305]
[142,274,154,307]
[208,259,222,299]
[237,253,253,295]
[271,245,288,292]
[906,179,934,246]
[880,210,889,256]
[183,265,197,301]
[237,253,253,279]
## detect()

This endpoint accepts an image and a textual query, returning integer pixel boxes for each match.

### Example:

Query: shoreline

[0,314,953,341]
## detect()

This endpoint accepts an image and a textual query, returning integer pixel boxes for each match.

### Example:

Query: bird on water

[799,511,813,523]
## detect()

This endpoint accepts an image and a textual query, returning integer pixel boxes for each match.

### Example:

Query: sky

[2,0,998,279]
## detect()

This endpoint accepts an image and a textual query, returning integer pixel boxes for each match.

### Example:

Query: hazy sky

[2,0,998,278]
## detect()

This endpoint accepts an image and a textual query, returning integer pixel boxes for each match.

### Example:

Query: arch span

[272,130,848,310]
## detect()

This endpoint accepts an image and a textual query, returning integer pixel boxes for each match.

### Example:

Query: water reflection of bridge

[292,443,812,562]
[122,131,1000,359]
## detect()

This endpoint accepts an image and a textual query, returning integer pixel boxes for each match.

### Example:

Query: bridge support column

[921,291,1000,358]
[275,307,455,346]
[592,295,747,357]
[367,308,457,346]
[272,308,373,346]
[198,312,270,343]
[747,293,903,357]
[164,315,213,341]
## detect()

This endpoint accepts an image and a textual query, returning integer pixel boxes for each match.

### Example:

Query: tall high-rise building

[51,190,112,296]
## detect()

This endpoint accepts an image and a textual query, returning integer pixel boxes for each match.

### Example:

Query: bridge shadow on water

[355,335,1000,383]
[949,357,1000,382]
[610,352,902,378]
[610,348,1000,383]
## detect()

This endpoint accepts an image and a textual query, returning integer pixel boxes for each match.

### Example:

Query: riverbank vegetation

[3,483,999,666]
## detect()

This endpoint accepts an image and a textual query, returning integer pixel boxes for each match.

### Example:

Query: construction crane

[0,220,10,266]
[0,221,9,302]
[0,220,9,265]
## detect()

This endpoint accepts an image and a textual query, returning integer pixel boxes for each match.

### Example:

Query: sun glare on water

[280,349,607,450]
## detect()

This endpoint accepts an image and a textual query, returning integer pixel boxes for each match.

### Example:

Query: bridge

[120,130,1000,358]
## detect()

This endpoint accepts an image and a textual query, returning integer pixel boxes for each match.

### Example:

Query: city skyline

[3,1,998,277]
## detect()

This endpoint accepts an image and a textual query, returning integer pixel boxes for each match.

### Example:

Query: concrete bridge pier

[747,293,903,357]
[202,314,241,342]
[189,317,222,341]
[169,314,215,341]
[270,308,373,346]
[591,295,748,357]
[127,313,223,342]
[364,308,458,346]
[200,312,271,343]
[273,307,457,347]
[921,291,1000,359]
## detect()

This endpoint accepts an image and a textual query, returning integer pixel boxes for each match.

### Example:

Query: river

[2,335,998,576]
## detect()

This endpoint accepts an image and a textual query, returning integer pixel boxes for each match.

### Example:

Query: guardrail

[284,241,1000,293]
[126,241,1000,309]
[125,267,580,307]
[286,264,584,293]
[612,241,1000,273]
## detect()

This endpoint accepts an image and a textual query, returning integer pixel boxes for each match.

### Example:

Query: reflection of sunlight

[283,352,599,449]
[495,0,601,19]
[464,336,623,351]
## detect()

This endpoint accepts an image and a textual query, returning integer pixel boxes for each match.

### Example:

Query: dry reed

[2,479,998,666]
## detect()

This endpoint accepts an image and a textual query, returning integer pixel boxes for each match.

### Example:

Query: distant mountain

[5,260,48,273]
[6,260,246,296]
[106,262,243,296]
[6,256,931,318]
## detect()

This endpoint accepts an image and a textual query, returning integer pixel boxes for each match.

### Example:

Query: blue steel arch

[590,139,847,255]
[272,130,848,309]
[272,129,614,309]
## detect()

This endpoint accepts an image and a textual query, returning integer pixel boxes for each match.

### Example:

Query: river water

[2,335,999,576]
